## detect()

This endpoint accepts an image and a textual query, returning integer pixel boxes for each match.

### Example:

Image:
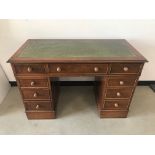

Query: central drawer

[105,87,133,99]
[21,88,50,100]
[48,63,108,74]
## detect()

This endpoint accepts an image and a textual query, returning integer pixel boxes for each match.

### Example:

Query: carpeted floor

[0,86,155,134]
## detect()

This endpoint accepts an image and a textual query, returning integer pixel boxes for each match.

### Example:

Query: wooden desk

[8,39,147,119]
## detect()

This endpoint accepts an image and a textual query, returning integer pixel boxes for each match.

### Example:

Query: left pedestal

[11,63,58,119]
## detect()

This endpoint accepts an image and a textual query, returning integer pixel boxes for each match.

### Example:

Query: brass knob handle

[33,92,37,98]
[57,67,61,72]
[36,104,39,109]
[30,81,35,86]
[27,67,32,72]
[116,92,121,97]
[119,81,124,85]
[123,66,128,72]
[94,67,99,72]
[114,103,119,107]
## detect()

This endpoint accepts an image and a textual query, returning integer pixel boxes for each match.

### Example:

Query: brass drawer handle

[36,104,39,109]
[57,67,61,72]
[114,103,119,107]
[94,67,99,72]
[33,92,37,98]
[123,66,128,72]
[30,81,35,86]
[116,92,121,97]
[27,67,32,72]
[119,81,124,85]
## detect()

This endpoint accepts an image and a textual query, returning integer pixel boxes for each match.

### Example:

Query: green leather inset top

[17,39,137,58]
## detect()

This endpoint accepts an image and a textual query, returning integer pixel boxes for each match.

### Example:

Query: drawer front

[21,88,50,100]
[105,88,133,99]
[24,101,52,111]
[49,63,108,74]
[107,76,137,87]
[102,100,129,110]
[18,78,49,88]
[14,64,46,75]
[110,63,142,74]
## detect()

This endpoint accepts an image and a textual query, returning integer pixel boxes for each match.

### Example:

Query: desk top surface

[8,39,147,63]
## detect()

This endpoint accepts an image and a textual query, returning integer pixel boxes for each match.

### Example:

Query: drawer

[18,78,49,88]
[24,101,52,111]
[49,63,108,74]
[110,63,142,74]
[21,88,50,100]
[107,76,137,87]
[102,100,129,110]
[14,64,46,75]
[105,87,133,99]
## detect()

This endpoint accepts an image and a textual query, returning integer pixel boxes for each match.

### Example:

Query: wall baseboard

[138,81,155,86]
[9,81,155,87]
[9,81,17,87]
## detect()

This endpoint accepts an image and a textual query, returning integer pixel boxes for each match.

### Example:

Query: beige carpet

[0,86,154,134]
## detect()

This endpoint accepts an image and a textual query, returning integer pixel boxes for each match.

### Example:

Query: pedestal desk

[8,39,147,119]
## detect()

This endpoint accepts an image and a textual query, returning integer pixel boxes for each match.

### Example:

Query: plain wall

[0,19,154,81]
[0,64,10,104]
